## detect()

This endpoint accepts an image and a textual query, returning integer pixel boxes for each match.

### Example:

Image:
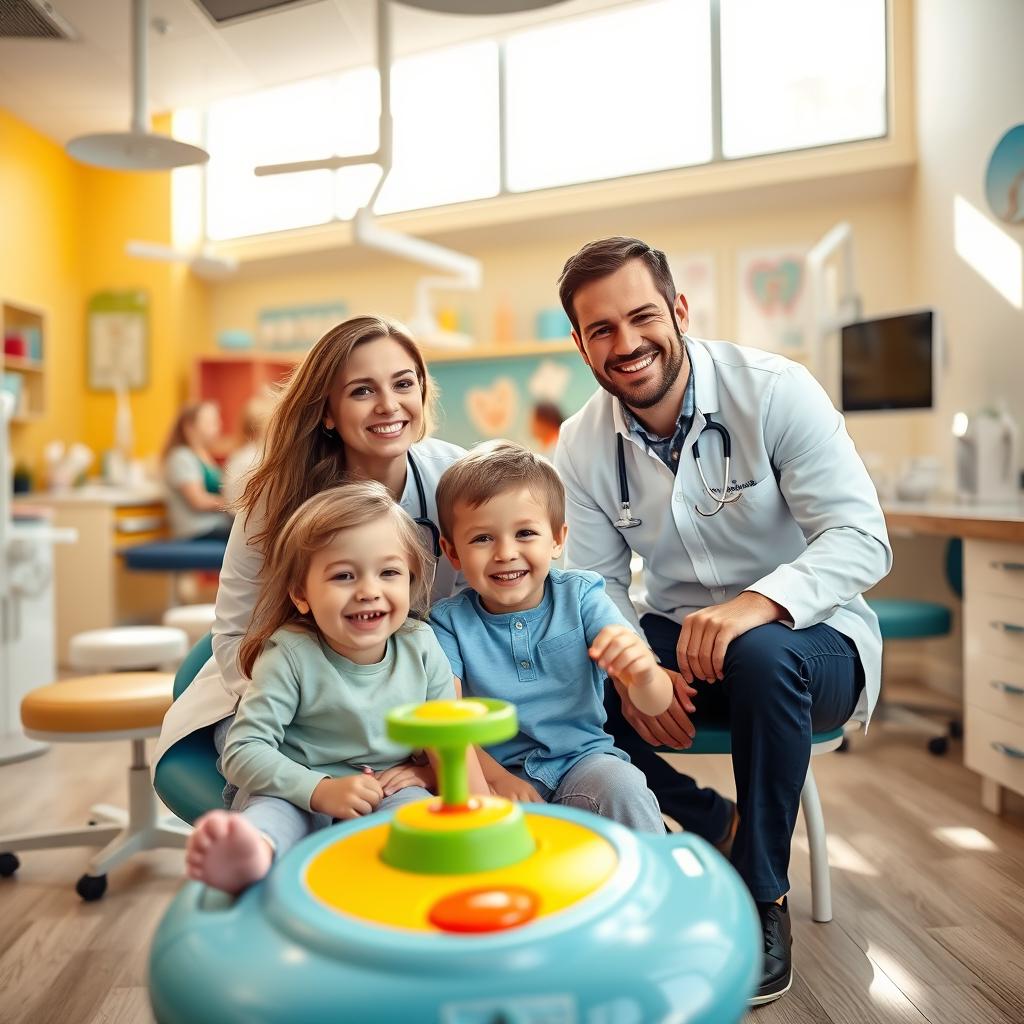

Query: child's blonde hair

[435,440,565,542]
[238,480,433,678]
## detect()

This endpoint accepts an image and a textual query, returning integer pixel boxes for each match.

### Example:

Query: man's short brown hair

[436,440,565,542]
[558,236,677,336]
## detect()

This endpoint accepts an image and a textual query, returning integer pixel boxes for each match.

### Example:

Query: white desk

[883,499,1024,813]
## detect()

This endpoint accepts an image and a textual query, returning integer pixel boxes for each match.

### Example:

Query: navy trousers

[604,614,863,902]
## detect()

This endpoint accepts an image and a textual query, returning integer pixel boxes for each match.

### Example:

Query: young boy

[429,440,674,833]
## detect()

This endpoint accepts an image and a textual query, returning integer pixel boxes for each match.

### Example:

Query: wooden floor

[1,726,1022,1023]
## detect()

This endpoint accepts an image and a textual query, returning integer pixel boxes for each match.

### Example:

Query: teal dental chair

[154,634,225,825]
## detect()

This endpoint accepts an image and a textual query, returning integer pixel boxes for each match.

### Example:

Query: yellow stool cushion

[21,673,174,735]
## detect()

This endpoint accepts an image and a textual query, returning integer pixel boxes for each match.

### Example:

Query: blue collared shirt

[622,357,695,473]
[429,568,633,791]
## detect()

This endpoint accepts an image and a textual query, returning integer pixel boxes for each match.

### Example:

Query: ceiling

[0,0,627,146]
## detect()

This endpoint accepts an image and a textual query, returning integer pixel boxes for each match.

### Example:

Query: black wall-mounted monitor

[840,310,936,412]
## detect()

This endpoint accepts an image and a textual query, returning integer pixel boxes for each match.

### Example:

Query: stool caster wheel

[928,736,949,757]
[949,719,964,741]
[0,852,19,877]
[76,873,107,901]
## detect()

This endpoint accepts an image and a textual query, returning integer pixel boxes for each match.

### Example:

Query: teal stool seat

[656,722,846,923]
[154,634,226,825]
[868,598,952,640]
[668,725,844,756]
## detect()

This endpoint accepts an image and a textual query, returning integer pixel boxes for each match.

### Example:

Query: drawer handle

[989,561,1024,572]
[992,680,1024,696]
[991,621,1024,635]
[991,742,1024,760]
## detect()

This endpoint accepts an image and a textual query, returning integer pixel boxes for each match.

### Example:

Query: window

[205,77,340,241]
[720,0,887,159]
[374,41,500,215]
[504,0,711,192]
[200,0,890,241]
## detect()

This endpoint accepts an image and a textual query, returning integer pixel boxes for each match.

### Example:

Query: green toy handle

[386,698,517,806]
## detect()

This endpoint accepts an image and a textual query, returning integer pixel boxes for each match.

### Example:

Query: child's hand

[310,773,383,820]
[488,768,544,804]
[590,625,673,716]
[376,759,437,796]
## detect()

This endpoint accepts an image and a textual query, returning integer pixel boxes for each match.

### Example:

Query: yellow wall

[0,109,84,476]
[0,108,207,478]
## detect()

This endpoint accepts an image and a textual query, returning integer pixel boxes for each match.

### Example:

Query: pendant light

[66,0,208,171]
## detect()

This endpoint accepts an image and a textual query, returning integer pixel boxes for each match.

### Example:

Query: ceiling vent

[190,0,314,25]
[0,0,78,39]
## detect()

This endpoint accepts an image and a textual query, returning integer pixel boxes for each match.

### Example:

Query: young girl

[185,481,485,895]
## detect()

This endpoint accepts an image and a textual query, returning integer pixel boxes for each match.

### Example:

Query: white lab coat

[554,338,892,723]
[152,436,466,770]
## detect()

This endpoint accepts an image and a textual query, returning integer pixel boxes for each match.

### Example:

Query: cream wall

[911,0,1024,475]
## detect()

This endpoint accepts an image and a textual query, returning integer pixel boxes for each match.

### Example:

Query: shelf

[421,339,577,363]
[200,339,577,367]
[4,357,44,373]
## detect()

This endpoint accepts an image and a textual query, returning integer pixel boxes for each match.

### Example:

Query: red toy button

[428,886,539,933]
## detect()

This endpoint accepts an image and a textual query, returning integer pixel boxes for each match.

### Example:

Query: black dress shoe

[750,896,793,1005]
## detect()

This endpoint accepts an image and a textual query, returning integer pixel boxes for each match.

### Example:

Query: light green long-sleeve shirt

[222,622,455,810]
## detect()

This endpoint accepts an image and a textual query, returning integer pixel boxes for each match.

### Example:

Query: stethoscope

[614,413,742,527]
[407,451,442,558]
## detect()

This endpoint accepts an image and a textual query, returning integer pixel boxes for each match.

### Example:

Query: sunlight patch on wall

[953,194,1023,309]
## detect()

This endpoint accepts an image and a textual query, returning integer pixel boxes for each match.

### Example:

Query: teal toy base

[149,805,759,1023]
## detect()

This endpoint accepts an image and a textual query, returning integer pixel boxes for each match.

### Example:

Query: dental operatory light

[66,0,209,171]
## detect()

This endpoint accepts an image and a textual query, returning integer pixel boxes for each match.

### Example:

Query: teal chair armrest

[156,633,226,825]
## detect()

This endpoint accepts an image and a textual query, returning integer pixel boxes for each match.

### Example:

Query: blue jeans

[604,615,863,901]
[515,750,665,835]
[231,785,432,861]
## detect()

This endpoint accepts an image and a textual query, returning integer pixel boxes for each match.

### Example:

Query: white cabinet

[0,521,57,764]
[963,539,1024,812]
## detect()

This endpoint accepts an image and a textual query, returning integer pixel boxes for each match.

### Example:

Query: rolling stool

[162,605,216,648]
[69,626,188,673]
[0,673,190,900]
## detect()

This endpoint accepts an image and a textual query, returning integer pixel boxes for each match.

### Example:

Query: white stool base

[0,739,191,885]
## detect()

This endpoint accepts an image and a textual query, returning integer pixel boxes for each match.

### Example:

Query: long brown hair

[240,315,436,553]
[162,401,217,461]
[238,481,433,678]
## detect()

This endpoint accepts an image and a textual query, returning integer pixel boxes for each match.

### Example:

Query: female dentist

[553,238,892,1007]
[153,315,464,775]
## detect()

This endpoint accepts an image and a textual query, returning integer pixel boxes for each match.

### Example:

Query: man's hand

[590,624,673,715]
[615,670,698,749]
[676,591,788,685]
[487,767,545,803]
[376,759,437,797]
[310,773,383,820]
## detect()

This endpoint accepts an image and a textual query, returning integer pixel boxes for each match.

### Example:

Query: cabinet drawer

[965,705,1024,798]
[965,653,1024,727]
[964,592,1024,664]
[965,540,1024,601]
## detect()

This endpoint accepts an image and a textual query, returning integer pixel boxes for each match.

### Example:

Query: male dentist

[553,237,891,1005]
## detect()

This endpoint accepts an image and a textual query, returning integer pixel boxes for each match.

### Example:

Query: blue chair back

[154,633,227,825]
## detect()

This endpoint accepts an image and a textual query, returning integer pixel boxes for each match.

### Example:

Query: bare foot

[185,810,273,895]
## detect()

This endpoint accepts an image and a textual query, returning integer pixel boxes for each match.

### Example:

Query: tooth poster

[666,252,717,339]
[736,247,809,356]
